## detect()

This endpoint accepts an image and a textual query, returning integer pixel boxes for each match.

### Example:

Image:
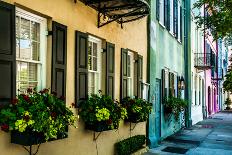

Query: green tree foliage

[223,71,232,93]
[194,0,232,44]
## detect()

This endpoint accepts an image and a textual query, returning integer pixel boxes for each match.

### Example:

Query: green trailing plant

[121,97,152,123]
[0,88,77,141]
[78,91,127,131]
[194,0,232,45]
[164,96,188,120]
[224,98,232,110]
[223,71,232,93]
[115,135,146,155]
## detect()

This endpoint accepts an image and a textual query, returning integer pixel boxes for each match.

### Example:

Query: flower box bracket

[93,131,103,141]
[130,122,138,131]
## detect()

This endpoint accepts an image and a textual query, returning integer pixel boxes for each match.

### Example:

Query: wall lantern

[178,76,185,90]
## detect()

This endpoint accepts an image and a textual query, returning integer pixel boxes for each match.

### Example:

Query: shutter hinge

[47,31,53,36]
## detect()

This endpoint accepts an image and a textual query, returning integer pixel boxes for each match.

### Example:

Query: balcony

[77,0,150,28]
[194,53,212,70]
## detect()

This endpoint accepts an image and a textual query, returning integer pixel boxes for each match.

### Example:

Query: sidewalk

[145,112,232,155]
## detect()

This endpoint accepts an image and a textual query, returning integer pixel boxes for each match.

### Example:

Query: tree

[194,0,232,45]
[223,71,232,93]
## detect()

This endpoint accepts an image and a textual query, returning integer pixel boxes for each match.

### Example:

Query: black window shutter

[121,48,128,100]
[75,31,88,104]
[52,22,67,99]
[166,0,170,31]
[173,0,177,36]
[161,69,166,103]
[176,2,179,39]
[137,55,143,98]
[156,0,160,21]
[106,42,115,99]
[177,76,179,97]
[0,2,16,105]
[180,6,183,42]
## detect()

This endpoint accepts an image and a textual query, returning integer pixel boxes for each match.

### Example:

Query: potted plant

[78,92,127,132]
[121,97,152,123]
[164,96,187,120]
[225,98,232,110]
[0,88,77,147]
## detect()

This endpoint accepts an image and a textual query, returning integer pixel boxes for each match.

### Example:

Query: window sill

[158,21,166,29]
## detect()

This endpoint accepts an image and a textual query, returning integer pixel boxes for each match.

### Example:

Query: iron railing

[194,53,212,70]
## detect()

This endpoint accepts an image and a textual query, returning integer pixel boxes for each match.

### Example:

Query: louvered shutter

[0,2,16,105]
[161,69,166,103]
[52,22,67,99]
[175,1,179,39]
[164,0,170,30]
[106,42,115,99]
[173,0,177,37]
[137,55,143,98]
[121,48,128,100]
[75,31,88,104]
[180,6,183,42]
[156,0,160,21]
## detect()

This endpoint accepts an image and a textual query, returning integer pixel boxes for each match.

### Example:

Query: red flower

[71,103,76,108]
[22,95,30,103]
[23,115,30,122]
[59,96,65,101]
[39,89,49,94]
[52,92,57,96]
[27,88,33,94]
[106,119,113,125]
[11,98,18,105]
[1,124,9,132]
[51,112,57,119]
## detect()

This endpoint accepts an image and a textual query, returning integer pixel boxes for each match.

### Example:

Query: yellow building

[0,0,149,155]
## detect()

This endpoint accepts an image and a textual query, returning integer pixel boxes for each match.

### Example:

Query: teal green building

[148,0,191,147]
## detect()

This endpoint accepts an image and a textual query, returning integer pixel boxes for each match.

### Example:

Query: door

[155,79,161,139]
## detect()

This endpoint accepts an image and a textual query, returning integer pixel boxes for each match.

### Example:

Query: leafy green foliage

[78,93,127,130]
[115,135,146,155]
[194,0,232,44]
[121,97,152,123]
[164,96,188,120]
[223,71,232,93]
[0,88,77,141]
[225,98,232,108]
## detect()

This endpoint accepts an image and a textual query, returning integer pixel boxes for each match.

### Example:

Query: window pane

[32,41,39,61]
[31,21,40,41]
[88,56,92,70]
[21,18,30,40]
[88,42,92,55]
[19,39,31,60]
[93,42,97,57]
[29,82,38,89]
[88,72,95,95]
[16,16,20,38]
[29,63,37,81]
[16,38,20,58]
[128,55,131,77]
[17,62,28,81]
[17,81,28,94]
[93,57,97,71]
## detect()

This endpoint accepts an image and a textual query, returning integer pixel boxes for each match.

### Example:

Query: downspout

[184,0,192,127]
[146,1,151,146]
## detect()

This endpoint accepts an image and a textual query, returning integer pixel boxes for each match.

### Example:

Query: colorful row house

[0,0,150,155]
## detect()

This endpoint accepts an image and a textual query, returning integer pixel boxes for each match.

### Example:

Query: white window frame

[170,0,174,34]
[127,51,134,98]
[16,8,47,93]
[88,36,102,95]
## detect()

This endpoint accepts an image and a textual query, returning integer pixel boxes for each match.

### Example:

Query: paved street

[145,112,232,155]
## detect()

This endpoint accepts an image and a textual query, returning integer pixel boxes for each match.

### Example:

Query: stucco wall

[1,0,148,155]
[149,0,185,143]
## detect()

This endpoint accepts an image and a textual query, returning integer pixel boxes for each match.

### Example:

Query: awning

[77,0,150,28]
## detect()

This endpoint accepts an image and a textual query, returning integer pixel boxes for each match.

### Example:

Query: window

[88,36,102,95]
[170,0,174,34]
[159,0,165,25]
[16,8,47,94]
[127,51,134,98]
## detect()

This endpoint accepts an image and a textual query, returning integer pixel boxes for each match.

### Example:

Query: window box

[85,122,118,132]
[11,131,68,146]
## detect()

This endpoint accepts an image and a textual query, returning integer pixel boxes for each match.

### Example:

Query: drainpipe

[184,0,192,127]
